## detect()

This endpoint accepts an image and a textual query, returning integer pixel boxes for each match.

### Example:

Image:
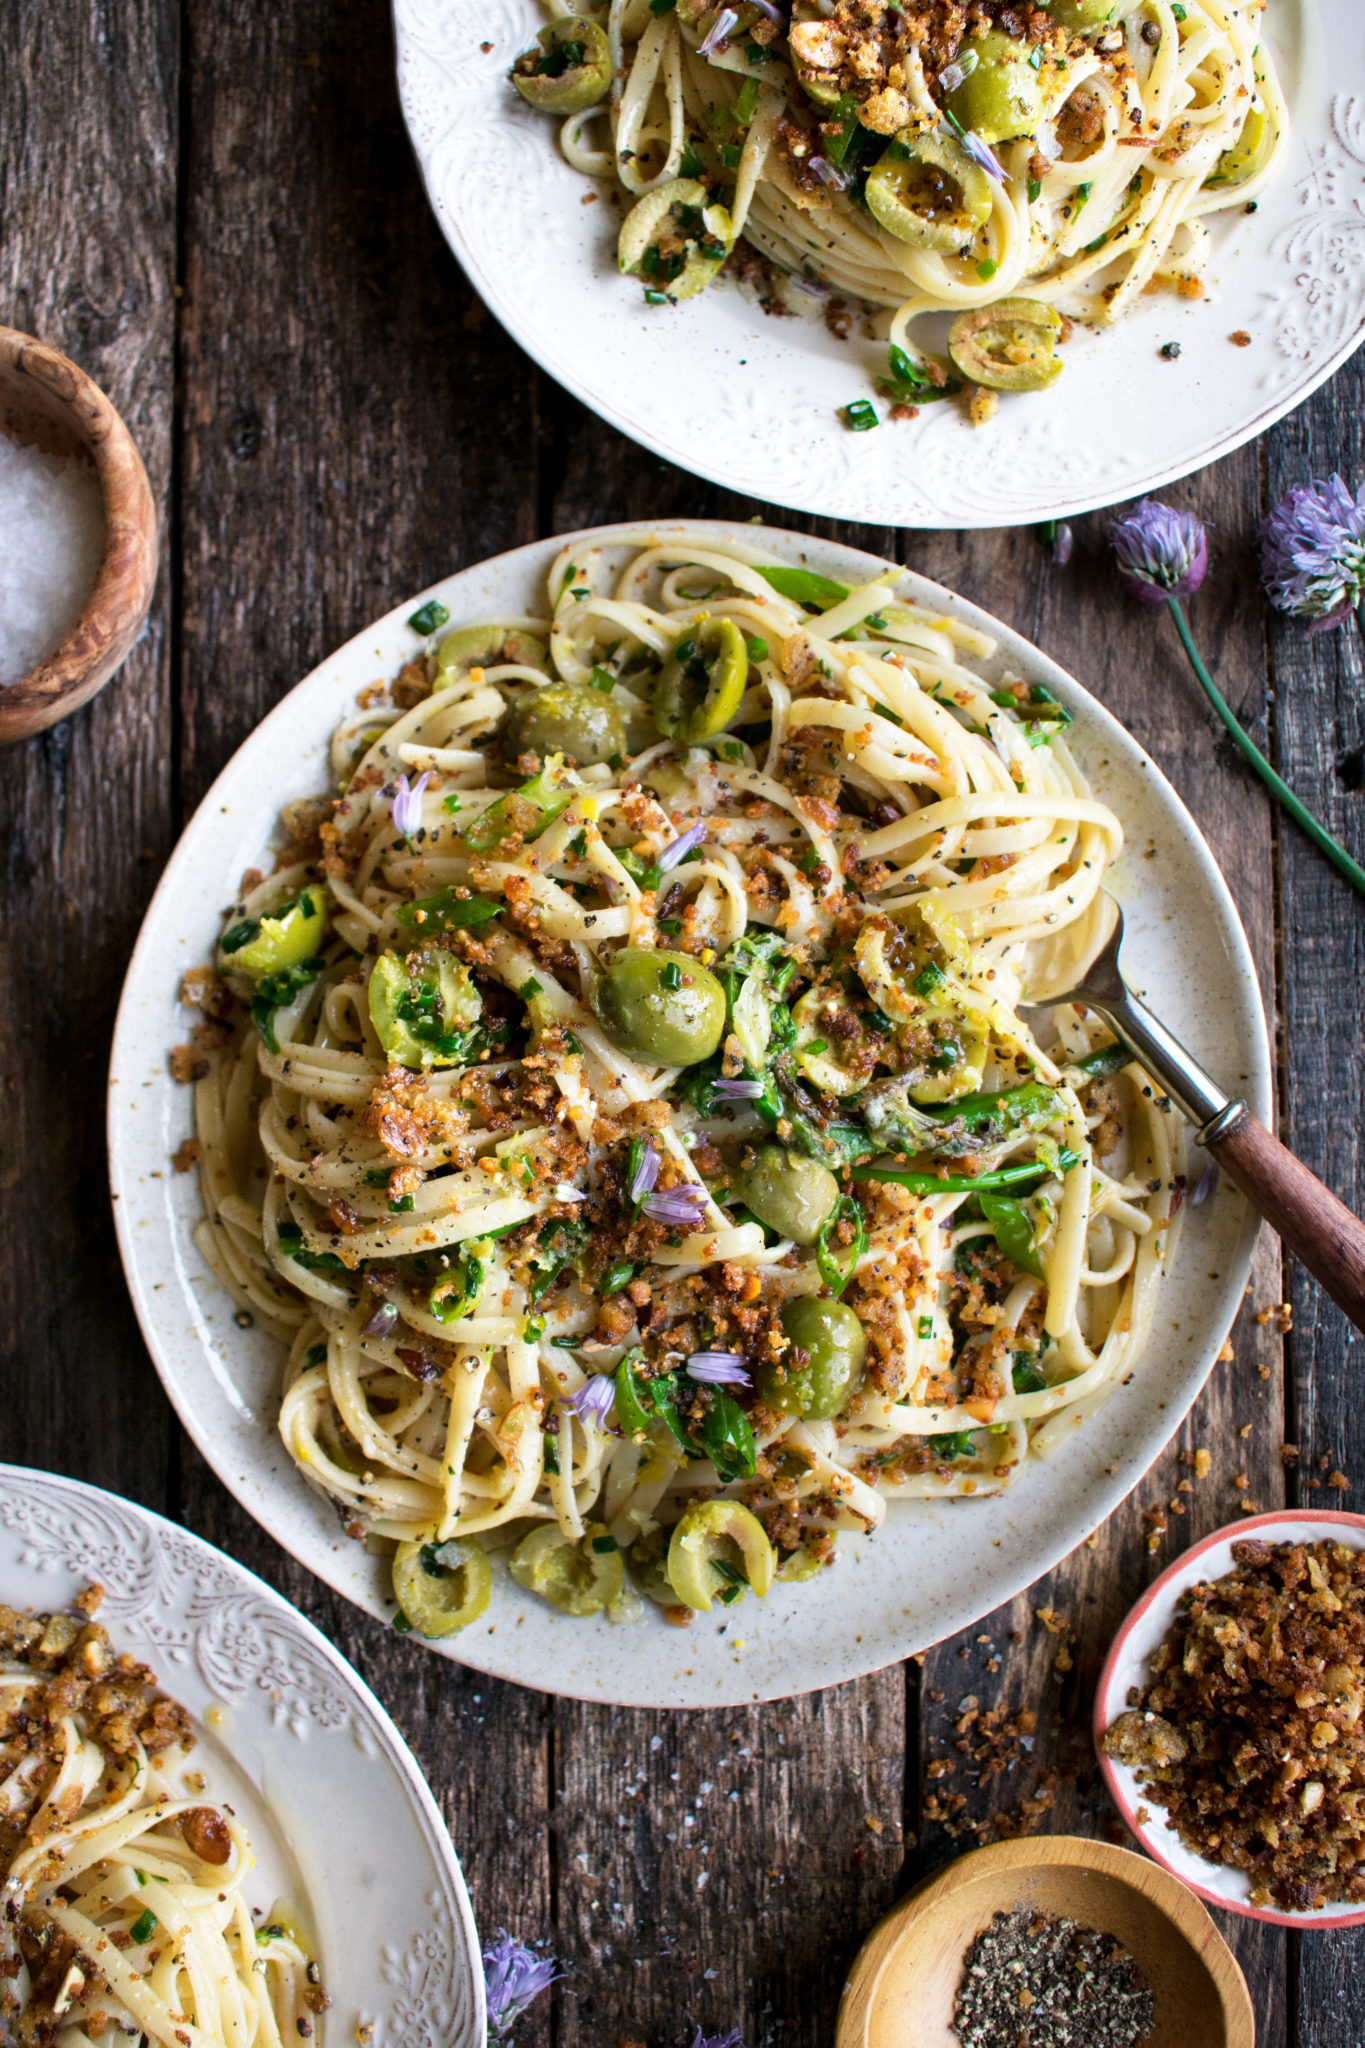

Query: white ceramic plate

[110,520,1270,1708]
[1095,1509,1365,1928]
[0,1463,485,2044]
[392,1,1361,529]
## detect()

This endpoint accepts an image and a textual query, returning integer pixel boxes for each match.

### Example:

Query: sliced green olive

[666,1500,775,1612]
[504,682,627,767]
[654,616,747,742]
[737,1145,839,1247]
[464,755,578,853]
[509,1522,624,1616]
[511,16,611,115]
[433,623,549,683]
[393,1537,491,1637]
[592,946,727,1066]
[758,1296,866,1421]
[787,1,844,105]
[1043,0,1116,27]
[368,948,481,1068]
[627,1526,677,1607]
[220,889,327,980]
[948,299,1064,393]
[865,133,993,253]
[946,31,1045,144]
[776,1544,825,1583]
[618,178,732,301]
[1207,100,1273,190]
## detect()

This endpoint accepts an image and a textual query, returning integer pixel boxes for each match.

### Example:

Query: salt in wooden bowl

[0,326,157,745]
[837,1835,1254,2048]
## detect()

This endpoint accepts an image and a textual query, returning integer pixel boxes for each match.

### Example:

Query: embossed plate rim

[109,519,1270,1706]
[390,0,1360,528]
[0,1462,485,2048]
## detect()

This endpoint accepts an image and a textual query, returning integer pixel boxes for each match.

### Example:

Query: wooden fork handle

[1207,1110,1365,1334]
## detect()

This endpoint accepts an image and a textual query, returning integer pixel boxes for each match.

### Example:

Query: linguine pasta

[1,1598,319,2048]
[180,533,1183,1628]
[521,0,1286,406]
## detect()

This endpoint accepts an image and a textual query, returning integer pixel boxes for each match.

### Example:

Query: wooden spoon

[1055,898,1365,1336]
[837,1836,1254,2048]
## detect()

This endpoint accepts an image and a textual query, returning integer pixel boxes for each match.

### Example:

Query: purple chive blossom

[630,1140,661,1205]
[808,156,848,189]
[560,1375,617,1432]
[552,1181,588,1204]
[691,2032,747,2048]
[390,771,431,842]
[642,1182,709,1229]
[1110,498,1209,604]
[1260,474,1365,632]
[362,1301,399,1340]
[1190,1154,1219,1208]
[686,1352,752,1387]
[748,0,783,18]
[956,127,1007,186]
[1052,521,1074,567]
[658,820,707,872]
[699,6,738,57]
[712,1074,766,1101]
[483,1933,561,2040]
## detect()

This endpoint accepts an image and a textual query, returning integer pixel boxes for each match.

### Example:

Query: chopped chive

[644,288,671,305]
[976,258,999,282]
[407,600,449,636]
[662,961,682,991]
[840,399,879,432]
[130,1908,157,1945]
[589,666,616,693]
[1027,176,1041,203]
[733,77,759,125]
[917,1315,933,1339]
[518,977,544,1001]
[443,793,462,813]
[745,636,769,661]
[388,1194,415,1213]
[720,142,742,169]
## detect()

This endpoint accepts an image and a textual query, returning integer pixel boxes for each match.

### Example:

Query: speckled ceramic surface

[392,2,1359,528]
[0,1464,484,2046]
[109,521,1270,1707]
[1097,1509,1365,1928]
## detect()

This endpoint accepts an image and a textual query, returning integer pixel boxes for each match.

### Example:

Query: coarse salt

[0,431,105,686]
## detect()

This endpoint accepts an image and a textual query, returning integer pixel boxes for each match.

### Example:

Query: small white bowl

[1095,1509,1365,1928]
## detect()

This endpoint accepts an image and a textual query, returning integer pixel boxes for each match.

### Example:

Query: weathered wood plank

[0,0,178,1509]
[1267,349,1365,2048]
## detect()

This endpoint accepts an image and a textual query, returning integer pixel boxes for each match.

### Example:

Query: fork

[1053,899,1365,1335]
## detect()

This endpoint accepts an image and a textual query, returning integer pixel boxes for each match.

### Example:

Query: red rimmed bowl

[1096,1509,1365,1927]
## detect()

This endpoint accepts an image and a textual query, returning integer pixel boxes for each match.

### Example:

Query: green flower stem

[1166,596,1365,900]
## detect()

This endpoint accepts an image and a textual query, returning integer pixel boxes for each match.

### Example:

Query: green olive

[1043,0,1116,27]
[758,1296,867,1421]
[948,299,1064,393]
[654,617,747,743]
[1208,99,1273,190]
[627,1526,677,1607]
[509,1522,624,1616]
[392,1537,491,1637]
[368,948,481,1068]
[666,1500,775,1612]
[433,623,549,683]
[946,31,1045,144]
[737,1145,839,1247]
[592,946,726,1066]
[618,178,732,300]
[220,888,327,980]
[511,16,611,114]
[865,133,993,253]
[504,682,627,767]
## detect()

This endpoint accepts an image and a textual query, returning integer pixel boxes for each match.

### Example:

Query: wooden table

[4,6,1363,2043]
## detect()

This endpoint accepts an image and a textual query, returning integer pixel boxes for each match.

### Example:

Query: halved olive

[666,1500,775,1612]
[1208,100,1273,190]
[948,299,1064,392]
[1043,0,1116,27]
[221,888,327,980]
[737,1145,840,1247]
[504,682,626,767]
[654,616,747,742]
[945,30,1045,144]
[433,623,548,682]
[592,946,726,1066]
[758,1296,866,1420]
[626,1526,677,1607]
[392,1537,491,1637]
[618,178,732,301]
[511,17,611,115]
[368,948,481,1068]
[510,1522,624,1616]
[865,133,993,253]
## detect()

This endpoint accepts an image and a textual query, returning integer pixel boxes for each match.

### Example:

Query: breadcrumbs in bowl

[1096,1510,1365,1927]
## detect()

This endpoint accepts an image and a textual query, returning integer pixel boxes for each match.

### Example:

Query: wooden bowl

[837,1836,1254,2048]
[0,326,157,744]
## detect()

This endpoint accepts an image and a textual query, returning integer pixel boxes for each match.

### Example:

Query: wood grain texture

[4,1,1365,2040]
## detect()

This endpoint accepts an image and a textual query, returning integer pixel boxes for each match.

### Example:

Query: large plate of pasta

[0,1464,483,2047]
[110,522,1269,1706]
[393,0,1360,527]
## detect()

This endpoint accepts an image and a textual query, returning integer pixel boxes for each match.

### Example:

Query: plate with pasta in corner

[392,0,1361,527]
[110,520,1269,1707]
[0,1463,484,2048]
